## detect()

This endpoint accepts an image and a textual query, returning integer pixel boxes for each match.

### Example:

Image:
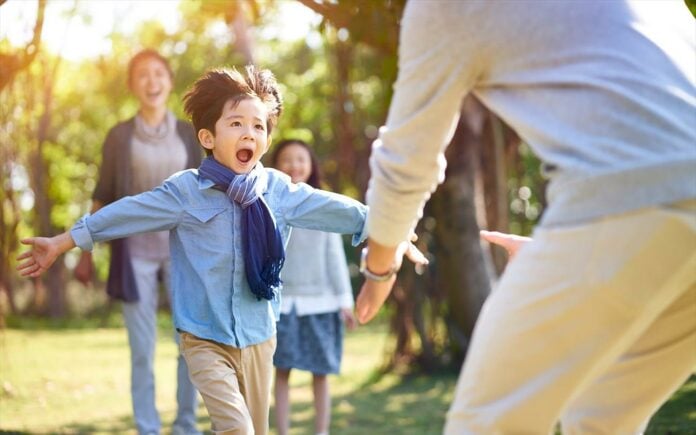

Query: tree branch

[0,0,47,92]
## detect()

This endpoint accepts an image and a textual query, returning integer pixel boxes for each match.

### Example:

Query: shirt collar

[197,170,217,190]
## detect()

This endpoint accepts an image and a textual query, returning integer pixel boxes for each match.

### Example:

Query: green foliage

[686,0,696,17]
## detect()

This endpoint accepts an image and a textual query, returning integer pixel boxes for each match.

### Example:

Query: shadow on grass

[275,372,457,435]
[272,372,695,435]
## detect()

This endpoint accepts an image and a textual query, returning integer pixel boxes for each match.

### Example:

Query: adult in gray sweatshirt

[356,1,696,434]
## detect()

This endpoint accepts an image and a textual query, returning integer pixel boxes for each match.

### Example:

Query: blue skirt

[273,307,344,375]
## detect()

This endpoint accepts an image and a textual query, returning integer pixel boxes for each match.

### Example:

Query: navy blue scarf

[198,157,284,300]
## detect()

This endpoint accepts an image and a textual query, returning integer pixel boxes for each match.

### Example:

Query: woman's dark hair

[271,139,322,188]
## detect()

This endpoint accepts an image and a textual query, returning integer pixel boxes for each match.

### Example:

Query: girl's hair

[271,139,322,188]
[127,49,173,88]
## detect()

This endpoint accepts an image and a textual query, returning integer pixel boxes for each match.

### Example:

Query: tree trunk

[429,107,491,360]
[332,38,358,191]
[480,113,520,274]
[28,56,66,318]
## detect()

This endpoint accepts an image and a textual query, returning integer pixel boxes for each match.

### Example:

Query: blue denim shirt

[71,168,367,348]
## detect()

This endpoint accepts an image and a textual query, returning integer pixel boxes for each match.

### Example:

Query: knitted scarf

[198,156,284,300]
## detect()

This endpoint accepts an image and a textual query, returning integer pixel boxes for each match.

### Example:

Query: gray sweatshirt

[366,0,696,246]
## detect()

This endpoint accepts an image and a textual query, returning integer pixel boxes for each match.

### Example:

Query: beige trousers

[445,201,696,434]
[180,333,277,435]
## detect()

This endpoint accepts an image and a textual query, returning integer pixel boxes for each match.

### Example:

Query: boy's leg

[560,281,696,434]
[123,257,161,435]
[180,332,254,435]
[239,336,277,435]
[444,203,696,434]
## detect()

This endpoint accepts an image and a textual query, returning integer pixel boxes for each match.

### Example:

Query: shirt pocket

[185,207,227,223]
[183,207,233,241]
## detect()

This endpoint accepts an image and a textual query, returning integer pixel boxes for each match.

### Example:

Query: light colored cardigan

[280,228,354,316]
[367,0,696,246]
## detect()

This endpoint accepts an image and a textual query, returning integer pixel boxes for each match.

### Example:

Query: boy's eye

[255,124,265,130]
[231,121,242,127]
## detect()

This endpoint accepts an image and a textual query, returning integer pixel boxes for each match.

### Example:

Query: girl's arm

[326,233,357,330]
[326,233,354,304]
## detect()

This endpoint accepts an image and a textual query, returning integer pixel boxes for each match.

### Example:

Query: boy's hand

[16,232,76,278]
[355,236,428,324]
[480,230,532,260]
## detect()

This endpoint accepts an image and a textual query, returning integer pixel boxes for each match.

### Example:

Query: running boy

[17,65,425,435]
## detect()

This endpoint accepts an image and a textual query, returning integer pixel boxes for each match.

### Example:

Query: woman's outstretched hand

[16,232,76,278]
[480,230,532,260]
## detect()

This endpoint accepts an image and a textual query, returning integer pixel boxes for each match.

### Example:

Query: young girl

[271,139,357,435]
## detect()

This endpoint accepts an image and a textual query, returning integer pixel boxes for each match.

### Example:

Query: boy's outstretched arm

[16,231,76,278]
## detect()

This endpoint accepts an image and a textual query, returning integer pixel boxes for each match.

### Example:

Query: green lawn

[0,315,693,434]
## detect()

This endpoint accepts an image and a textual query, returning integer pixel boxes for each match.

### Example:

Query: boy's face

[198,97,272,174]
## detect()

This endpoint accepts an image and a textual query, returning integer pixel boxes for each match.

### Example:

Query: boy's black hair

[271,139,323,188]
[183,65,283,155]
[127,49,173,89]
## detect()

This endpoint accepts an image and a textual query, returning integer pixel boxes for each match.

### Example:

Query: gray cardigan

[281,228,353,301]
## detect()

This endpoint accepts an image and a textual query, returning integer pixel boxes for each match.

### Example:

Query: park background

[1,0,694,433]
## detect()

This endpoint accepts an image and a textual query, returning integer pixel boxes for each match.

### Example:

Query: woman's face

[129,56,172,112]
[275,143,313,184]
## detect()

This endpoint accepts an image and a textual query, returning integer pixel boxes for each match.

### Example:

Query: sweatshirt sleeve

[365,2,483,246]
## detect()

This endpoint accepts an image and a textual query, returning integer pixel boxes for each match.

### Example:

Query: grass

[0,313,694,434]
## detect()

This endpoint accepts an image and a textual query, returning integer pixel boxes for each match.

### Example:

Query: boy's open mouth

[236,149,253,163]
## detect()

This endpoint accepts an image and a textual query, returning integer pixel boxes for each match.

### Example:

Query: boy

[18,65,424,435]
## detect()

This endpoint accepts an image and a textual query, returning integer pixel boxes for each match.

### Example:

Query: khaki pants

[181,333,277,435]
[445,201,696,434]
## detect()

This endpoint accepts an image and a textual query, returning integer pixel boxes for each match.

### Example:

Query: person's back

[358,1,696,434]
[370,0,695,244]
